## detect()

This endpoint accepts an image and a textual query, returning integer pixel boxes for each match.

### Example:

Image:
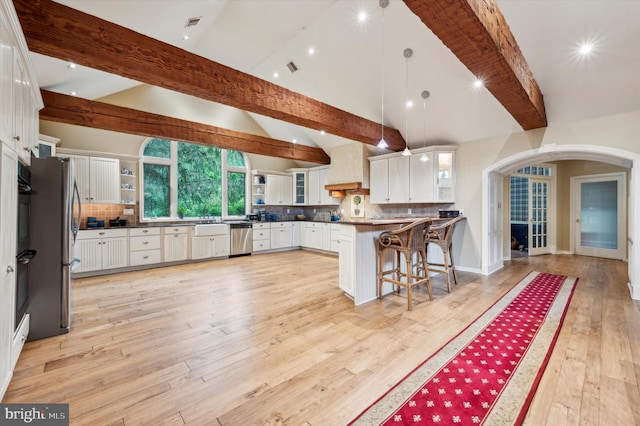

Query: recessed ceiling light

[68,62,76,69]
[406,100,414,108]
[357,11,367,23]
[70,91,77,96]
[473,79,484,88]
[308,47,315,56]
[579,43,593,55]
[273,72,279,79]
[320,130,325,135]
[183,34,190,40]
[292,139,297,144]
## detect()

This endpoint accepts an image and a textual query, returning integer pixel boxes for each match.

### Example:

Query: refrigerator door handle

[72,181,82,243]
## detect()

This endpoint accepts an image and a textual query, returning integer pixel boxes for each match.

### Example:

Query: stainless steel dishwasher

[228,221,253,256]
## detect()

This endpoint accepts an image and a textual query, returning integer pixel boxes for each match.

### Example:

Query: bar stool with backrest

[377,218,433,311]
[424,216,465,293]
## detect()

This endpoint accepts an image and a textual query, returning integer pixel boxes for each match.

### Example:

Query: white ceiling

[30,0,640,155]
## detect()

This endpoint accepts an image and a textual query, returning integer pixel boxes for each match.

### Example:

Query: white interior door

[529,178,551,255]
[572,173,626,260]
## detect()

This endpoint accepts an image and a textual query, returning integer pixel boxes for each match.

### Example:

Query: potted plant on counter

[178,205,186,219]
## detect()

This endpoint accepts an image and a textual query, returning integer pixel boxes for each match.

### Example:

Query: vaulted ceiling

[14,0,640,162]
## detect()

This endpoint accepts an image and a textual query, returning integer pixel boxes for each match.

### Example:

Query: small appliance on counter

[246,214,259,221]
[439,209,461,218]
[109,217,128,227]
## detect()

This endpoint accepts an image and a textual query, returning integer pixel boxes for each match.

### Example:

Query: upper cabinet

[308,166,339,206]
[0,0,43,166]
[288,168,307,205]
[369,146,457,204]
[251,171,292,206]
[60,154,121,204]
[370,156,410,204]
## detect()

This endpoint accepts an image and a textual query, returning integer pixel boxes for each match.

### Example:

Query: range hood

[325,143,370,194]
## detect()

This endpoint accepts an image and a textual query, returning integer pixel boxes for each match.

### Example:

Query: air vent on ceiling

[185,16,202,28]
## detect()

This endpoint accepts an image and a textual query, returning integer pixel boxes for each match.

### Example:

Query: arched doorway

[481,144,639,300]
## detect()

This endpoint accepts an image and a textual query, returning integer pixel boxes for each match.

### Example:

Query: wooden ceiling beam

[403,0,547,130]
[14,0,406,152]
[39,90,330,164]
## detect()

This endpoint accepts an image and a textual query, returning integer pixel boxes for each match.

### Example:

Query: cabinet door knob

[143,241,148,245]
[99,232,105,235]
[13,135,20,141]
[6,265,14,273]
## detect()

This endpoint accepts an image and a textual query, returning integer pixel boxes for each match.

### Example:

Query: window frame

[139,138,251,222]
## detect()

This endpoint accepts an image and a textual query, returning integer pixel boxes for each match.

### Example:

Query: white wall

[455,110,640,292]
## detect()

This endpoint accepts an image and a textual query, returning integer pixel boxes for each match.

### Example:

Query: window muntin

[141,139,248,220]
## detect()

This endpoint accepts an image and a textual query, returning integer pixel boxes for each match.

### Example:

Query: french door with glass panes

[529,178,551,255]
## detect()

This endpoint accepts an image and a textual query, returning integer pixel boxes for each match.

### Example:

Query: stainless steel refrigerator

[28,157,81,341]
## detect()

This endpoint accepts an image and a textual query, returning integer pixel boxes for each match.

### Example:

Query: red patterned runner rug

[350,271,578,425]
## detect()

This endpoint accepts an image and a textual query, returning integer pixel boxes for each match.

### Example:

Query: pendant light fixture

[402,48,413,156]
[420,90,430,162]
[377,0,389,149]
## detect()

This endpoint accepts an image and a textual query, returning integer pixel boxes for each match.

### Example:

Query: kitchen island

[337,217,453,305]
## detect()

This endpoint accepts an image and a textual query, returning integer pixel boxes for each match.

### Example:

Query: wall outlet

[408,208,412,214]
[287,208,290,214]
[313,208,316,213]
[123,208,134,215]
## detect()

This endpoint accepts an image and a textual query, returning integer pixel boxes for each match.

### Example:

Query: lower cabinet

[338,229,355,297]
[271,222,293,249]
[129,228,161,266]
[191,235,229,259]
[304,222,324,250]
[75,229,128,273]
[252,222,270,252]
[163,226,189,262]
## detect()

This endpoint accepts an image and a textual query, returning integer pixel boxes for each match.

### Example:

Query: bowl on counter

[295,214,306,221]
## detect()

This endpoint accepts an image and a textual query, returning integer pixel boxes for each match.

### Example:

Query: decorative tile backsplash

[79,203,140,228]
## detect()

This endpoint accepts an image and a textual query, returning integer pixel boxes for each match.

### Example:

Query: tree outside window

[141,138,248,219]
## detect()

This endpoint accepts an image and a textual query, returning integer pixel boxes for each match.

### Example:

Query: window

[141,138,249,219]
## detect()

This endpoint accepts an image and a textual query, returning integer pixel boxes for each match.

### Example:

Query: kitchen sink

[193,223,229,236]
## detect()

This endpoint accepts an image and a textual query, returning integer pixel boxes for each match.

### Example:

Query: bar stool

[425,216,465,292]
[377,218,433,311]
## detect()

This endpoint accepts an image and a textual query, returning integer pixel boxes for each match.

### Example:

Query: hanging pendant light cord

[380,4,386,147]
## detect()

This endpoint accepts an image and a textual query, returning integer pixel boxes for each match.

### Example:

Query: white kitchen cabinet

[338,228,355,297]
[191,235,229,259]
[409,151,434,203]
[75,229,129,273]
[330,224,341,253]
[35,134,59,159]
[435,151,456,202]
[129,227,161,266]
[369,146,457,204]
[271,222,294,249]
[252,222,271,252]
[62,154,120,204]
[304,222,324,250]
[308,166,339,206]
[292,222,301,246]
[163,226,189,262]
[265,174,292,205]
[0,145,17,397]
[0,1,42,397]
[290,169,307,205]
[369,156,410,204]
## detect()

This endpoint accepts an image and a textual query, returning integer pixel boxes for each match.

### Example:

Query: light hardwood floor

[3,251,639,425]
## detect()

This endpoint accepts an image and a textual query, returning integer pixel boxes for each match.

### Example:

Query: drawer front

[130,249,162,266]
[271,221,294,229]
[164,226,189,235]
[77,228,128,240]
[130,235,162,251]
[129,227,161,237]
[253,229,270,241]
[253,239,271,251]
[253,223,270,230]
[306,222,326,229]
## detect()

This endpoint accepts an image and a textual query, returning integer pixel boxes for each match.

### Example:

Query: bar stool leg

[449,245,458,285]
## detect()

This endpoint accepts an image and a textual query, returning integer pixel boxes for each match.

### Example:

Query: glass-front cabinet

[435,151,455,203]
[289,169,307,205]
